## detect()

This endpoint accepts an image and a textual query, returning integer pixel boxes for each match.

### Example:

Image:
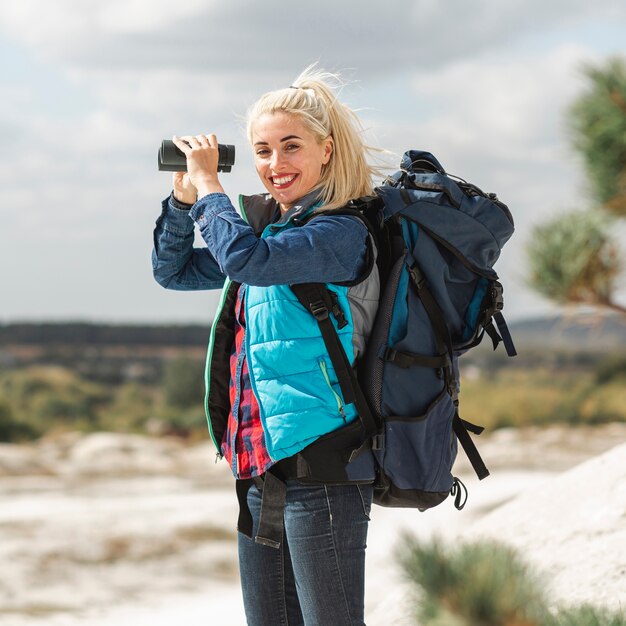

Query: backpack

[291,149,517,512]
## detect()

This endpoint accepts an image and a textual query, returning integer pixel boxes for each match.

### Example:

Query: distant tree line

[0,322,210,346]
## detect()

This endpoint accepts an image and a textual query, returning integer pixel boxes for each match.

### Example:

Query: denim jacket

[152,192,369,290]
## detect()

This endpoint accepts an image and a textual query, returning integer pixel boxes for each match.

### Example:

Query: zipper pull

[339,405,347,424]
[215,452,222,464]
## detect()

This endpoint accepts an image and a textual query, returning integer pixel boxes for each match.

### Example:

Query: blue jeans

[238,481,373,626]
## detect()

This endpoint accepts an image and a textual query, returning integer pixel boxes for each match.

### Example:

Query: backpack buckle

[490,281,504,311]
[447,379,459,403]
[309,300,329,321]
[407,263,425,289]
[383,347,397,362]
[328,291,348,329]
[371,433,384,450]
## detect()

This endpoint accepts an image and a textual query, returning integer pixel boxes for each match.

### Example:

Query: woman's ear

[322,137,333,165]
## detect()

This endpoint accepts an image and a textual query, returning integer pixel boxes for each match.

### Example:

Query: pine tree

[527,210,625,314]
[569,57,626,216]
[527,57,626,314]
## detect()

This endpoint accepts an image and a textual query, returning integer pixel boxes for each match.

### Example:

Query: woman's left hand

[172,134,225,198]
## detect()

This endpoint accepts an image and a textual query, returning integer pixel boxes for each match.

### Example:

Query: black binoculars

[158,139,236,172]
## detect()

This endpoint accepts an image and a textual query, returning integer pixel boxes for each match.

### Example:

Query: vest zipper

[318,358,347,423]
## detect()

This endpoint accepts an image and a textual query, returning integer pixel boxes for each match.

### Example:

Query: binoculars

[158,139,235,172]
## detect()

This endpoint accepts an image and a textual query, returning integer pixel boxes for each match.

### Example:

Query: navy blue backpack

[292,150,516,511]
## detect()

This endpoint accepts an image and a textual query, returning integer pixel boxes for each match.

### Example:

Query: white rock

[62,432,180,476]
[471,442,626,610]
[0,443,54,476]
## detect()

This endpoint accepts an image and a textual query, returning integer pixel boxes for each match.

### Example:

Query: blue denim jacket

[152,192,369,289]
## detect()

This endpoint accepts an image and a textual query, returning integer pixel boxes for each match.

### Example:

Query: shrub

[595,354,626,384]
[162,357,205,410]
[0,399,41,441]
[550,605,626,626]
[398,536,626,626]
[397,536,549,626]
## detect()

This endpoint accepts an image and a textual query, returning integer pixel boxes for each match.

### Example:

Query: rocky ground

[0,423,624,625]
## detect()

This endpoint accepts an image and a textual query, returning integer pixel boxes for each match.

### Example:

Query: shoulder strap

[289,283,380,446]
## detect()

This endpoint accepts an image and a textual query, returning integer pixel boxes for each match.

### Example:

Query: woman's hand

[172,170,198,205]
[171,134,225,203]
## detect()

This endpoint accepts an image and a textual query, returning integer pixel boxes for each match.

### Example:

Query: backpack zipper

[318,358,347,422]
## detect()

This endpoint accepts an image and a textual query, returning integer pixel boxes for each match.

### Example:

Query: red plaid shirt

[221,286,274,479]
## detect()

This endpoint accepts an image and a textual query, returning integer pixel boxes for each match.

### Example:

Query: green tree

[527,209,625,314]
[528,57,626,313]
[569,57,626,216]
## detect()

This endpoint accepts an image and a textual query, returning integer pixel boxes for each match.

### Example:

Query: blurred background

[0,1,625,625]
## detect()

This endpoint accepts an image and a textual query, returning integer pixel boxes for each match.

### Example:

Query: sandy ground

[0,423,624,626]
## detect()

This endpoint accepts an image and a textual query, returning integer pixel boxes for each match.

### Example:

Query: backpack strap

[480,281,517,357]
[235,468,292,550]
[290,283,380,450]
[405,261,458,400]
[453,414,490,480]
[492,311,517,356]
[380,347,451,370]
[253,470,288,549]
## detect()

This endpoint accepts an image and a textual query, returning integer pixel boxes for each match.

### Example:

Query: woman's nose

[270,150,285,171]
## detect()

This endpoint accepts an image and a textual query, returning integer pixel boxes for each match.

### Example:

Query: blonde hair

[246,65,385,211]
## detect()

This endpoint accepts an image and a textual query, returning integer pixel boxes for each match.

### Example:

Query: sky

[1,0,625,324]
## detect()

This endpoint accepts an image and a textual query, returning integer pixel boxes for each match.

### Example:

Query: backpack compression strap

[406,261,490,481]
[453,415,490,480]
[405,261,457,400]
[481,282,517,357]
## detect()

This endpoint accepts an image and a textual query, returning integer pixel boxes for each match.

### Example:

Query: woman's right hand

[172,171,198,205]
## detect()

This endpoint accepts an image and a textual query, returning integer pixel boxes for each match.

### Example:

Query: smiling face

[251,112,333,212]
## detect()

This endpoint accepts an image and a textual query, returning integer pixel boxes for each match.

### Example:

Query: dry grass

[0,603,79,617]
[459,368,626,430]
[36,523,236,567]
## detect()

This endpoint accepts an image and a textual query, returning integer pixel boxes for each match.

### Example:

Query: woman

[152,66,382,625]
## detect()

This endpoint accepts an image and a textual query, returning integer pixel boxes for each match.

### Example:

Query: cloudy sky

[1,0,625,324]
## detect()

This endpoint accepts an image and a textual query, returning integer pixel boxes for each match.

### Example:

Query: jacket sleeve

[152,194,227,291]
[189,193,369,286]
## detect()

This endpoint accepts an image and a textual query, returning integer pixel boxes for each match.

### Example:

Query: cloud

[2,0,625,77]
[368,44,600,207]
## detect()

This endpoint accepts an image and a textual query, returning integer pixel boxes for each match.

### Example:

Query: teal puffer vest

[204,193,379,471]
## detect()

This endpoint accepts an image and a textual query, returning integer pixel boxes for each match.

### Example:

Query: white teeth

[273,175,295,186]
